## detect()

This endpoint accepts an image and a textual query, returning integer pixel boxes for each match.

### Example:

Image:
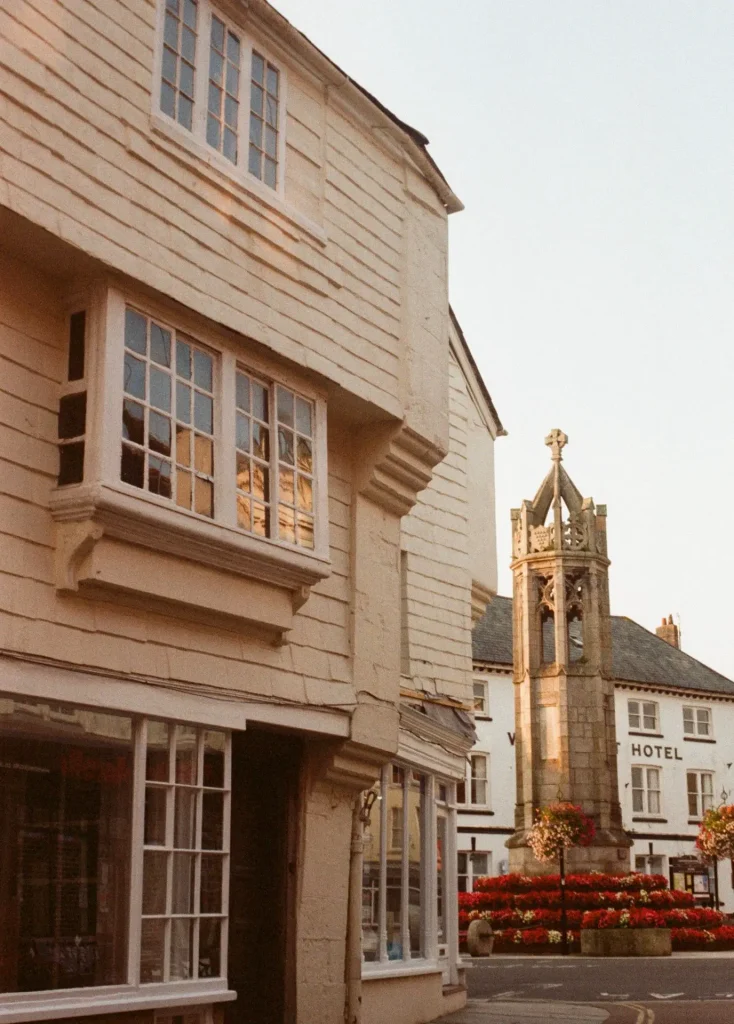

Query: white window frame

[687,770,714,819]
[457,851,491,894]
[361,764,457,977]
[457,753,490,809]
[152,0,288,202]
[628,698,659,733]
[472,679,489,717]
[631,765,662,816]
[683,705,713,738]
[53,287,329,566]
[0,693,233,1021]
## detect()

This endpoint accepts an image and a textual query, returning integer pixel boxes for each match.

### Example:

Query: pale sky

[274,1,734,678]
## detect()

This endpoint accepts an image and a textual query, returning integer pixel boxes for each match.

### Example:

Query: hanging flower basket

[526,802,596,862]
[696,805,734,862]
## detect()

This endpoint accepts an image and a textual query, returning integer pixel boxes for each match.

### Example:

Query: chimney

[656,615,680,649]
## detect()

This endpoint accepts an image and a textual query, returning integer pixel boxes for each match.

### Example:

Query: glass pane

[147,721,170,780]
[58,392,87,439]
[0,698,133,991]
[226,63,240,96]
[279,504,295,544]
[176,425,192,467]
[296,396,312,435]
[277,386,294,426]
[178,93,193,130]
[125,308,147,354]
[202,791,224,850]
[297,436,312,473]
[195,477,213,517]
[249,114,263,147]
[122,399,144,445]
[203,731,225,788]
[145,785,168,846]
[278,428,294,465]
[253,381,269,421]
[172,852,196,913]
[121,443,144,487]
[251,52,264,84]
[182,0,196,29]
[179,60,194,98]
[177,381,191,424]
[236,373,250,412]
[176,726,198,784]
[170,918,194,980]
[149,411,172,456]
[265,95,278,128]
[143,851,168,914]
[362,783,381,963]
[177,469,192,509]
[408,773,423,955]
[631,767,642,788]
[436,814,447,943]
[252,463,269,500]
[264,157,276,189]
[297,512,314,549]
[194,391,213,433]
[141,919,166,984]
[251,82,263,114]
[225,95,238,128]
[249,143,261,177]
[177,339,192,379]
[252,501,268,537]
[181,26,196,62]
[124,352,146,399]
[174,787,197,849]
[227,31,240,64]
[58,440,85,485]
[252,423,269,460]
[210,50,223,87]
[280,468,294,504]
[199,918,221,978]
[201,854,223,913]
[386,771,403,960]
[265,125,277,158]
[266,64,278,96]
[148,455,172,498]
[236,453,250,493]
[207,114,221,151]
[161,80,176,117]
[195,435,213,475]
[150,323,171,368]
[223,127,237,162]
[236,412,250,452]
[237,494,251,530]
[150,366,172,412]
[210,14,224,51]
[164,11,178,49]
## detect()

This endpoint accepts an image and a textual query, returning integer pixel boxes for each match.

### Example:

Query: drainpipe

[345,796,364,1024]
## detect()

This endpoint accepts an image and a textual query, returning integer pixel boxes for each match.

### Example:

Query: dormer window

[156,0,283,191]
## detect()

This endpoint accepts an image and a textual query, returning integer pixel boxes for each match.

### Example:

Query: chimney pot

[656,615,680,650]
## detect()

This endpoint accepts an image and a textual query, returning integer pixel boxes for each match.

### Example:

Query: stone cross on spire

[545,428,568,462]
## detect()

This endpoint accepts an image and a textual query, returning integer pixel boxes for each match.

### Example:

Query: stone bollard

[467,919,494,957]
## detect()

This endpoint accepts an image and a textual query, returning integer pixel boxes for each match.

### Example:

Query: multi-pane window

[683,706,712,737]
[687,771,714,819]
[457,754,489,807]
[458,852,490,894]
[362,765,450,967]
[631,766,661,815]
[58,311,88,486]
[628,699,659,732]
[0,694,231,998]
[472,680,488,716]
[142,725,229,983]
[122,309,215,518]
[234,374,315,548]
[160,0,198,130]
[248,52,280,188]
[635,854,664,876]
[157,1,282,191]
[207,16,240,163]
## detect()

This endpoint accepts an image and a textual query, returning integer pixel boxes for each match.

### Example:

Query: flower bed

[459,872,734,953]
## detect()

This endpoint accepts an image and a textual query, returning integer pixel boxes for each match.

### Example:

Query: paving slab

[439,1000,610,1023]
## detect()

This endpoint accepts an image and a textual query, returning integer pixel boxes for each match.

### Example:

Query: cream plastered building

[461,598,734,911]
[0,2,502,1023]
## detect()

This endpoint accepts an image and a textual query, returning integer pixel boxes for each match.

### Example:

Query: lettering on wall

[508,732,516,746]
[630,743,683,761]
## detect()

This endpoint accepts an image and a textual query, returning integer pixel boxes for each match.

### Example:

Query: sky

[273,1,734,678]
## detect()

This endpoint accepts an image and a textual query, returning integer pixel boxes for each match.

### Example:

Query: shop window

[0,694,230,1006]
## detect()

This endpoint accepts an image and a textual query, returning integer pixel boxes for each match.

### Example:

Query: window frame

[687,770,714,819]
[472,679,489,717]
[0,693,233,1017]
[631,764,662,816]
[457,753,490,809]
[683,705,713,738]
[153,0,287,200]
[627,698,660,734]
[457,851,490,894]
[79,287,329,563]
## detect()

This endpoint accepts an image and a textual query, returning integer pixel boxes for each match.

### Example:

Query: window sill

[0,985,235,1023]
[683,736,716,743]
[629,731,664,738]
[631,817,668,823]
[458,808,495,816]
[362,961,443,981]
[50,481,330,640]
[146,112,329,249]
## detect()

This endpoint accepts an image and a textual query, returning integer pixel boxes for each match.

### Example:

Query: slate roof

[473,595,734,697]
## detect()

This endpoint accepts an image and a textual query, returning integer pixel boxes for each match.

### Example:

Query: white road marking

[493,990,523,999]
[714,993,734,998]
[650,992,684,1000]
[599,992,630,999]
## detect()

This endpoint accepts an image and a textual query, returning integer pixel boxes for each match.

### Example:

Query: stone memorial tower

[507,430,631,874]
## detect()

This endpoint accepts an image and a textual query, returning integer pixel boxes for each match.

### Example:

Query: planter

[580,928,671,957]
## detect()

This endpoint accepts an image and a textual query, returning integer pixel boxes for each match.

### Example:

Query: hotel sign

[631,742,683,761]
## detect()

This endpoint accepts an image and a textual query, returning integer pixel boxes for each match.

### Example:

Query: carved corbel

[55,521,104,592]
[355,421,447,517]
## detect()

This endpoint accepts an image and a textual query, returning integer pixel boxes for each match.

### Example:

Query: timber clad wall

[0,0,447,431]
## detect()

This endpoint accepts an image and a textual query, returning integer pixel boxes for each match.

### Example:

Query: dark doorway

[225,728,301,1024]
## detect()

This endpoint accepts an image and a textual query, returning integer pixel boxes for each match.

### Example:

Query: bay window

[157,0,283,191]
[0,694,230,1007]
[362,765,455,970]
